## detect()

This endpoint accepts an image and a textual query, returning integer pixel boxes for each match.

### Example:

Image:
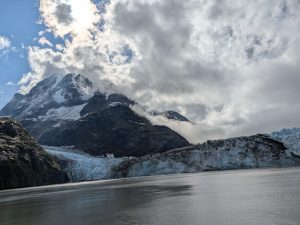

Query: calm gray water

[0,167,300,225]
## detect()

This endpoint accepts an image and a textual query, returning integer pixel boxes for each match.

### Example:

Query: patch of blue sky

[0,0,39,107]
[121,45,134,64]
[93,0,110,13]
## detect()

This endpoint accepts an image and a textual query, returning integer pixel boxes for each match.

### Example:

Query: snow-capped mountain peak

[57,73,94,100]
[0,73,96,119]
[0,73,191,157]
[1,73,190,124]
[30,73,95,104]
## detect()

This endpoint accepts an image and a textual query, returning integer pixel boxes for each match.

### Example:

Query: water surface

[1,167,300,225]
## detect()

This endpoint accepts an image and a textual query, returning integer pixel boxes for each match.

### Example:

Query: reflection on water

[1,167,300,225]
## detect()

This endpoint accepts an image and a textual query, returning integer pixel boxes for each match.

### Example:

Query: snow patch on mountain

[40,104,87,121]
[108,102,124,107]
[52,89,65,103]
[65,73,95,100]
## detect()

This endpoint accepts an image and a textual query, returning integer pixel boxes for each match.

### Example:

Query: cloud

[39,0,100,38]
[0,36,11,50]
[5,81,15,86]
[38,37,53,47]
[0,36,12,58]
[55,3,73,25]
[18,0,300,142]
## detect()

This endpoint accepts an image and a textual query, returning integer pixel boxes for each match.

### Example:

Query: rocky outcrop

[79,92,136,116]
[151,110,190,122]
[0,118,68,190]
[110,134,300,178]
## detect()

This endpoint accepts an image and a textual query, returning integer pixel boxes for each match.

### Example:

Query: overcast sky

[1,0,300,142]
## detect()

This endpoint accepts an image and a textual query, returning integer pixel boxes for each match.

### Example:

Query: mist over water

[1,167,300,225]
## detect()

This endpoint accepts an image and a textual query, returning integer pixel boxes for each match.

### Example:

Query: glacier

[43,146,125,182]
[44,132,300,182]
[270,128,300,155]
[111,134,300,178]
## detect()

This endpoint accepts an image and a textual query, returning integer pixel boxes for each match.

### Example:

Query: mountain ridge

[0,73,191,157]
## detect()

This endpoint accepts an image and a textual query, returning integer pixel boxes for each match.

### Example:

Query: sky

[0,0,300,143]
[0,0,37,107]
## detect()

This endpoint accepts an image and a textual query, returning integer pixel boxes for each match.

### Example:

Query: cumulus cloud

[19,0,300,142]
[0,36,11,50]
[0,35,11,57]
[0,36,12,58]
[55,3,73,25]
[39,0,100,38]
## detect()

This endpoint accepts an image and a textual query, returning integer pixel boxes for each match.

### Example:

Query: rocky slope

[0,118,68,190]
[38,104,189,157]
[110,134,300,178]
[0,73,190,157]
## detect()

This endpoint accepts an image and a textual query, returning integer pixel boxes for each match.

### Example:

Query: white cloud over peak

[19,0,300,142]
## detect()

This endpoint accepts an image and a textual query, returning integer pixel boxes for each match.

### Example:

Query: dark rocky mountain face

[0,73,190,157]
[151,110,190,122]
[80,92,136,116]
[162,110,190,122]
[0,118,68,190]
[38,105,189,157]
